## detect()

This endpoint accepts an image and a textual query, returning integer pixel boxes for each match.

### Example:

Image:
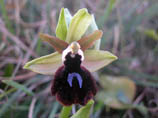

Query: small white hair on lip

[62,42,84,62]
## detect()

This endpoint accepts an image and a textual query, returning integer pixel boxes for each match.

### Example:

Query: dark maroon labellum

[51,52,97,106]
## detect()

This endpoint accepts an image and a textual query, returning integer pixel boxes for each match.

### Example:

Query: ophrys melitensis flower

[24,8,117,106]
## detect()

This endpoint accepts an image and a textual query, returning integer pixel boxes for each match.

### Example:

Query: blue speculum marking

[67,73,83,88]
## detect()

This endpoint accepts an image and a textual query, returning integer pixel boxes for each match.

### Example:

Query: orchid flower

[24,8,117,106]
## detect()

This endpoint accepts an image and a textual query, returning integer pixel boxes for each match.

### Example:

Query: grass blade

[2,80,34,96]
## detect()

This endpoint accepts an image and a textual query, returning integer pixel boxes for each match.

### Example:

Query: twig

[28,97,37,118]
[23,6,46,63]
[123,89,146,118]
[0,58,25,68]
[0,18,37,57]
[134,89,146,105]
[11,46,23,77]
[113,25,120,54]
[148,107,158,113]
[23,33,39,64]
[85,0,97,12]
[0,72,36,81]
[20,19,46,28]
[18,77,51,99]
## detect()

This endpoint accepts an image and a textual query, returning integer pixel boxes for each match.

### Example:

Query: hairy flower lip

[51,63,97,106]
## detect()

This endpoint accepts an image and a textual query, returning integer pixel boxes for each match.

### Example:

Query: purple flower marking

[67,72,83,88]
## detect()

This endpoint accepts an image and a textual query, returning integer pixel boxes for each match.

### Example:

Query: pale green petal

[66,8,92,43]
[82,50,117,72]
[23,52,62,75]
[56,8,68,41]
[96,76,136,109]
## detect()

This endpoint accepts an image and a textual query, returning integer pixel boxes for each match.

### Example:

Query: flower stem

[72,105,76,115]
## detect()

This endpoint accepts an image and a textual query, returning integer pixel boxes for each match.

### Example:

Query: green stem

[0,88,17,100]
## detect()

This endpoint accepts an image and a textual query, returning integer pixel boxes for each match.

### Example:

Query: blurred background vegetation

[0,0,158,118]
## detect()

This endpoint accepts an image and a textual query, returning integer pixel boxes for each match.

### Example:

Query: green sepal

[85,15,101,50]
[56,8,68,41]
[66,8,92,43]
[23,52,62,75]
[64,8,72,27]
[82,50,118,72]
